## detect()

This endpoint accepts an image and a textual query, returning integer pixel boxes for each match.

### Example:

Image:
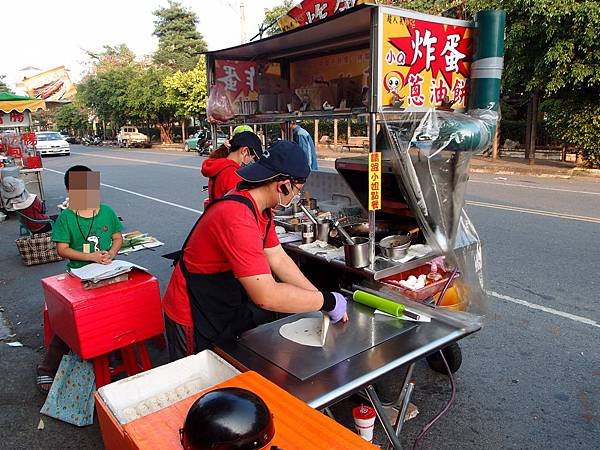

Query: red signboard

[278,0,369,32]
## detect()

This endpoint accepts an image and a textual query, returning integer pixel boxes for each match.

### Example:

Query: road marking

[44,168,203,214]
[465,200,600,224]
[70,151,199,170]
[488,290,600,329]
[98,148,196,157]
[470,179,600,196]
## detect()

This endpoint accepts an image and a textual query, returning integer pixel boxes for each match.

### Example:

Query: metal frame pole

[365,385,403,449]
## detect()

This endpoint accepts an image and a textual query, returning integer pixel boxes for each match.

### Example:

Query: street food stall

[0,92,46,206]
[203,3,505,447]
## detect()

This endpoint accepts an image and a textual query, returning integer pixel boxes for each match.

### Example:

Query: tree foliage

[260,0,295,37]
[126,66,176,142]
[55,104,88,135]
[396,0,600,167]
[153,1,207,71]
[164,57,208,119]
[470,0,600,166]
[77,44,139,132]
[0,74,11,93]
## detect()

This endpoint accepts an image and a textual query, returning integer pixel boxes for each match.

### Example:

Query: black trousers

[164,315,195,361]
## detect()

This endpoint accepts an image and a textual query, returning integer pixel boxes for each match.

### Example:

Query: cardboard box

[42,271,163,359]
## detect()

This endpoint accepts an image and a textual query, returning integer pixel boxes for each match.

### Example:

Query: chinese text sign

[369,152,382,211]
[381,13,472,110]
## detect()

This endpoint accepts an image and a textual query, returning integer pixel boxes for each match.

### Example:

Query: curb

[469,167,574,179]
[572,167,600,178]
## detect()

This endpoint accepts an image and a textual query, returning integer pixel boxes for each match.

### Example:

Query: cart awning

[205,3,374,61]
[0,92,47,113]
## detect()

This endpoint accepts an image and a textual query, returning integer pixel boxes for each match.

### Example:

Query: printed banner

[214,59,259,114]
[278,0,369,32]
[0,110,31,128]
[368,152,382,211]
[20,66,77,102]
[381,13,473,110]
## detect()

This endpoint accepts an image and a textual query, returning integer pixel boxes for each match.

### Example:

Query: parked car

[35,132,70,156]
[117,126,150,148]
[184,129,227,155]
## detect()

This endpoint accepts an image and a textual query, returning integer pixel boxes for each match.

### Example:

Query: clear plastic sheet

[380,108,498,314]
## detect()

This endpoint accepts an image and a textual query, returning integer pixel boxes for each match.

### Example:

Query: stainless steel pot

[316,222,330,242]
[301,222,315,244]
[344,237,370,268]
[379,234,412,261]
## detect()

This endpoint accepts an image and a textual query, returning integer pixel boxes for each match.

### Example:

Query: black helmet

[180,387,275,450]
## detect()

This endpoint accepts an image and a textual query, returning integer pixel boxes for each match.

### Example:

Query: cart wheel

[426,343,462,374]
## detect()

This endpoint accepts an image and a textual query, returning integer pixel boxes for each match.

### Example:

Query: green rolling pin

[353,290,406,317]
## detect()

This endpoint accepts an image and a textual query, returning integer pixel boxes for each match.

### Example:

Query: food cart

[0,93,47,205]
[205,3,505,447]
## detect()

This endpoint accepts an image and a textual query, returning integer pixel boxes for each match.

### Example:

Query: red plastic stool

[92,340,154,389]
[43,303,52,350]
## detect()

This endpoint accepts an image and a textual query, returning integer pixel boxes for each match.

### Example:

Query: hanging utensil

[298,202,319,225]
[331,219,357,246]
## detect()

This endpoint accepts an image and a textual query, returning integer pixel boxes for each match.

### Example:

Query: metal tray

[237,301,417,381]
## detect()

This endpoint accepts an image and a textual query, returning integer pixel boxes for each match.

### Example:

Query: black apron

[177,194,274,352]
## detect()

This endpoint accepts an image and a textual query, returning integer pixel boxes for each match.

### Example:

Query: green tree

[77,45,139,135]
[260,0,295,37]
[55,104,89,135]
[164,58,208,140]
[153,1,207,71]
[126,66,176,143]
[466,0,600,167]
[164,58,207,118]
[394,0,600,167]
[0,74,11,93]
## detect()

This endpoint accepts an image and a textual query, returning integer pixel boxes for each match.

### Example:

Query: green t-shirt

[52,203,123,269]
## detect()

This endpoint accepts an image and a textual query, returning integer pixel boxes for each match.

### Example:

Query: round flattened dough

[279,317,324,347]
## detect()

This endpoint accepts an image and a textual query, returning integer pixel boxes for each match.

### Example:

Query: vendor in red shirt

[201,130,262,207]
[163,140,348,360]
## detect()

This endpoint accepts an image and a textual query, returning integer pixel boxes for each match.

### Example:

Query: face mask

[277,187,301,209]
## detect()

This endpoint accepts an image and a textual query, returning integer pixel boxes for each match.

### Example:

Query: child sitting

[36,165,123,393]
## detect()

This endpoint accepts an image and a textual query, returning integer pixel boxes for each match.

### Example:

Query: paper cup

[352,405,376,442]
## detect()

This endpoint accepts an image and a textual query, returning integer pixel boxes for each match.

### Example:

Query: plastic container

[381,264,457,302]
[434,286,468,311]
[42,271,164,359]
[98,350,241,424]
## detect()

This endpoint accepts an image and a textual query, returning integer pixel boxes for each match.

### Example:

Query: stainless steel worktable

[216,289,481,410]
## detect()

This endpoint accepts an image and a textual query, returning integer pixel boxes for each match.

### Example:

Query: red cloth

[163,190,279,326]
[20,197,49,232]
[201,158,241,203]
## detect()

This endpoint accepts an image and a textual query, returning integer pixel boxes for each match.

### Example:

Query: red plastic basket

[381,264,457,302]
[24,155,42,169]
